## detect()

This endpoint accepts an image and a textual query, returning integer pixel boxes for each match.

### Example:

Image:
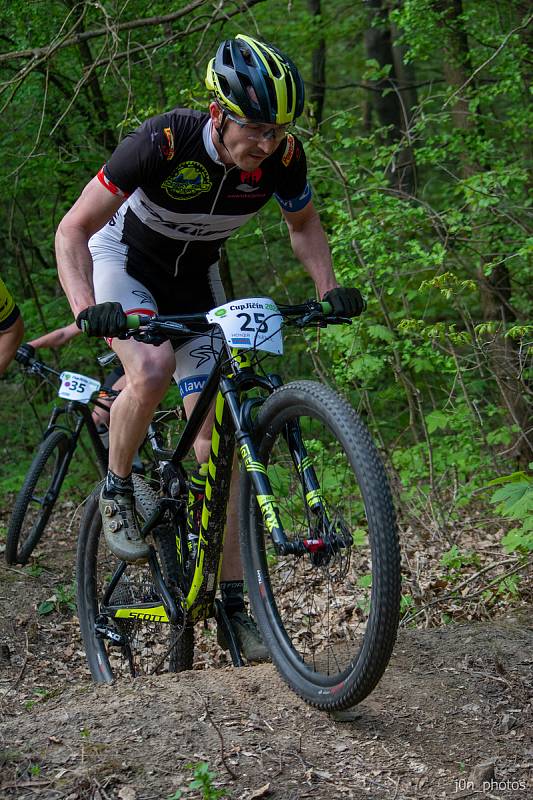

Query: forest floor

[0,498,531,800]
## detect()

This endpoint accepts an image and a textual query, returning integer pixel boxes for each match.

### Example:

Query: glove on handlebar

[76,302,128,337]
[15,342,36,365]
[322,287,365,318]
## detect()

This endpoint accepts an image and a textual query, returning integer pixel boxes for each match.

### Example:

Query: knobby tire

[240,380,401,711]
[5,430,71,565]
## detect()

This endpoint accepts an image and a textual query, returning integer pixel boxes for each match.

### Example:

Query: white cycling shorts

[91,234,225,397]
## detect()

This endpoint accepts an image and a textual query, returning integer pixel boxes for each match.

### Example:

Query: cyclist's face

[209,103,284,170]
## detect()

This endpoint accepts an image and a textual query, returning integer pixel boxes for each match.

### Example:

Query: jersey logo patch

[162,161,212,199]
[235,168,262,193]
[161,127,175,160]
[282,134,295,167]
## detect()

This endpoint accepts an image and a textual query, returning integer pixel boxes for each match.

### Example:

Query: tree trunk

[307,0,326,129]
[363,0,416,194]
[435,0,532,464]
[63,0,117,150]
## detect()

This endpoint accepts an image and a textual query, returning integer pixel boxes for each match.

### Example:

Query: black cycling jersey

[94,108,311,288]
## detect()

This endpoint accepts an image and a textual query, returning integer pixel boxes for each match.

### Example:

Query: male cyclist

[0,277,24,376]
[55,35,364,661]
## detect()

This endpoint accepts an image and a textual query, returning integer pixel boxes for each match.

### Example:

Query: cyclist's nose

[256,137,278,155]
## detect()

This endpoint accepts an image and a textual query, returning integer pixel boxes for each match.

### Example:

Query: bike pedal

[95,622,126,646]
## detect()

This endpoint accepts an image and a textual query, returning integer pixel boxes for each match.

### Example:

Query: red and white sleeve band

[97,167,130,199]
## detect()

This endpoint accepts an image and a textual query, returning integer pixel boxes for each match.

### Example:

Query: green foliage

[167,762,227,800]
[24,686,55,711]
[0,0,531,575]
[38,582,77,616]
[25,561,44,578]
[488,469,533,554]
[440,545,480,576]
[400,593,415,618]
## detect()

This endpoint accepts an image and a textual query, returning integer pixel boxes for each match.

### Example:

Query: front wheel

[5,430,72,565]
[240,381,400,711]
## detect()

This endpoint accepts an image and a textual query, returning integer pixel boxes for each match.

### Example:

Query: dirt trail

[0,501,531,799]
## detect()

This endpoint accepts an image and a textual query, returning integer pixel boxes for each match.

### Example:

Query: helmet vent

[219,76,231,96]
[263,51,282,78]
[222,44,233,67]
[285,74,293,113]
[241,46,254,66]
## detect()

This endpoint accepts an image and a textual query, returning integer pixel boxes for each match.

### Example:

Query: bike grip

[320,301,333,315]
[125,314,141,329]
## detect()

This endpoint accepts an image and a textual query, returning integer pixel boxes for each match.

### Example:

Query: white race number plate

[206,297,283,355]
[58,371,101,403]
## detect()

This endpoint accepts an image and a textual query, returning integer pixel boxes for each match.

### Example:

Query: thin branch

[0,0,208,63]
[195,690,238,780]
[443,14,533,108]
[401,556,531,626]
[0,0,267,64]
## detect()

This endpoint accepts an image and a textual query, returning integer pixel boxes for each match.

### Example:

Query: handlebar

[14,348,118,402]
[123,299,340,337]
[15,348,62,378]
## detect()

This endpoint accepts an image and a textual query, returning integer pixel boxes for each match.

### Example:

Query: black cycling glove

[322,287,366,317]
[15,342,36,365]
[76,302,128,337]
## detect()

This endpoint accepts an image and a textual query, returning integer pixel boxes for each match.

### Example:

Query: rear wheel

[5,430,72,565]
[240,381,400,710]
[77,475,193,682]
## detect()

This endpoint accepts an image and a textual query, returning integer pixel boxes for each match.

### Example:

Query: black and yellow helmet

[205,34,305,125]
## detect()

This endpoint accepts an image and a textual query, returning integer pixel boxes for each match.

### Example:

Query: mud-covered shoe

[99,488,150,563]
[217,611,270,663]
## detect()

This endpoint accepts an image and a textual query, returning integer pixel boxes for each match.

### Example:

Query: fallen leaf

[249,783,271,799]
[118,787,137,800]
[330,709,363,722]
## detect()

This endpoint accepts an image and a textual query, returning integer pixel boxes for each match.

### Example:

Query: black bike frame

[45,400,108,478]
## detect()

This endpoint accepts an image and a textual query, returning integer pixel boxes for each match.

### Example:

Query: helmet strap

[215,110,235,163]
[215,109,227,143]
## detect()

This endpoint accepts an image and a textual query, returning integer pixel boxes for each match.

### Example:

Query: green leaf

[490,482,533,517]
[37,600,55,616]
[425,410,449,433]
[357,574,372,589]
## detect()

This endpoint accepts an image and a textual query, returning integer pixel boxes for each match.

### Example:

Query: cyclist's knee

[126,350,175,396]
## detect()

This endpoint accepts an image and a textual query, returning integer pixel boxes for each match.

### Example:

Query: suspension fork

[220,372,336,558]
[219,375,290,554]
[282,420,330,519]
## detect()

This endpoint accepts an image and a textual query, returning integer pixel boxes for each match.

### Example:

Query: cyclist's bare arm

[56,176,126,317]
[29,322,80,350]
[281,200,339,298]
[0,315,24,375]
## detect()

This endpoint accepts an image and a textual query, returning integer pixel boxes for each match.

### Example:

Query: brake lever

[296,310,327,327]
[295,312,353,327]
[325,315,353,325]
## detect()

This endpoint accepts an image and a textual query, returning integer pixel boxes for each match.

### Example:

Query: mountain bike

[76,296,401,711]
[4,352,113,565]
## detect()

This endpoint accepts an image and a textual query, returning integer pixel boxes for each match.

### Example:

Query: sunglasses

[223,110,292,142]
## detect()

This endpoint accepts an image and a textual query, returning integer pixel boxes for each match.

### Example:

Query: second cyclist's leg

[92,369,144,473]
